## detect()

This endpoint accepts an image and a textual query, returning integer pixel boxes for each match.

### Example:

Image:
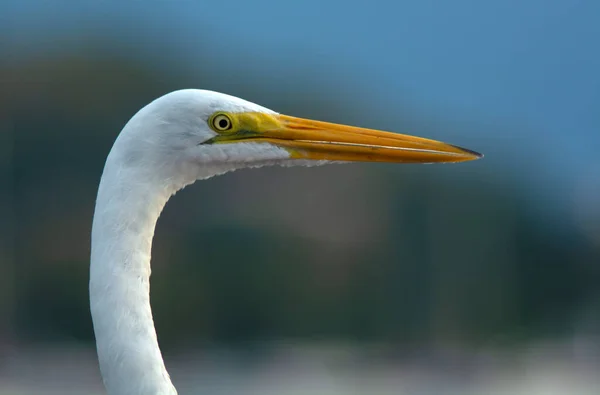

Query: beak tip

[451,144,484,160]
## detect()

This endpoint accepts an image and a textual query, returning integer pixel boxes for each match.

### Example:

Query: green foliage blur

[1,40,598,355]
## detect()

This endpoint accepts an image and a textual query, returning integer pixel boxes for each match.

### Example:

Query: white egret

[90,89,481,395]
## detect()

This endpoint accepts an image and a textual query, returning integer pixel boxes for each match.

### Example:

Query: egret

[90,89,481,395]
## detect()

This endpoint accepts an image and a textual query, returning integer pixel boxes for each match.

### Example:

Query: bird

[89,89,481,395]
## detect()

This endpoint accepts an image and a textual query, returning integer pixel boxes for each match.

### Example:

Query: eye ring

[211,113,233,132]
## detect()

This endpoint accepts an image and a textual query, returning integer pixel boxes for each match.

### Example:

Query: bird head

[115,89,481,185]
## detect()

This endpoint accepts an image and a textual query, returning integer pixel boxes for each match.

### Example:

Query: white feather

[90,90,335,395]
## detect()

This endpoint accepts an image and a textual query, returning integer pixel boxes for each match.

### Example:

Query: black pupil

[218,118,229,129]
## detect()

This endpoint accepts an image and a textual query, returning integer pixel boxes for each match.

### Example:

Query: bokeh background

[2,1,599,394]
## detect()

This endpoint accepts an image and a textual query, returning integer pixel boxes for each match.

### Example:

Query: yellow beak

[269,115,482,163]
[210,112,482,163]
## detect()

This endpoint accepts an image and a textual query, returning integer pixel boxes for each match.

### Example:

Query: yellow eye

[211,113,233,132]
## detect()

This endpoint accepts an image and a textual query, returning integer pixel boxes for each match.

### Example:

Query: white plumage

[90,89,480,395]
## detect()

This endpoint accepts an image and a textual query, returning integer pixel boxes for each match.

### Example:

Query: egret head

[115,89,481,186]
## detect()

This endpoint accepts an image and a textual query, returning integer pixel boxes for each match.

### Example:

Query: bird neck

[90,157,179,395]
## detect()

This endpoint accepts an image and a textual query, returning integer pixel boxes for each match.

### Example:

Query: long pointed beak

[209,112,482,163]
[260,115,482,163]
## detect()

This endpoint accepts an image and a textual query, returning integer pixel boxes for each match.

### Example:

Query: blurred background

[2,1,599,394]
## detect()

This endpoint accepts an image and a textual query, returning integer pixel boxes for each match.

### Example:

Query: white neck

[90,149,184,395]
[88,89,296,394]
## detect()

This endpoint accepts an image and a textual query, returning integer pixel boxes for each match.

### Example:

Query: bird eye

[210,113,233,132]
